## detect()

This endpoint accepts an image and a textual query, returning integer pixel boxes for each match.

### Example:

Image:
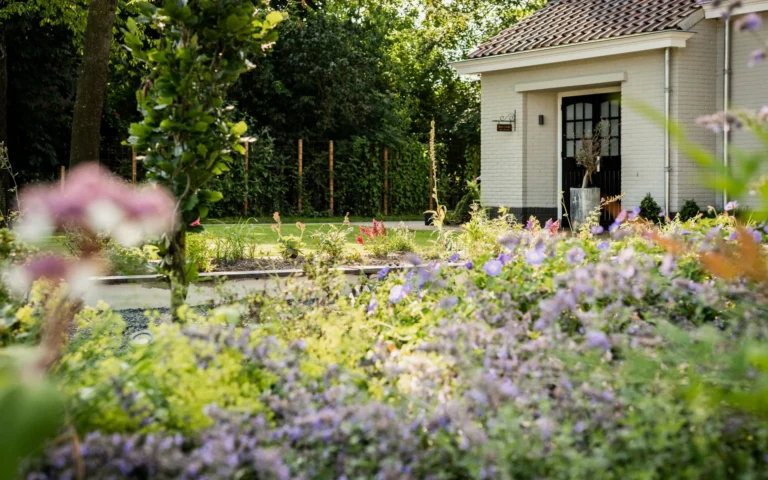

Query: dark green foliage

[679,199,701,222]
[639,193,662,223]
[446,179,481,225]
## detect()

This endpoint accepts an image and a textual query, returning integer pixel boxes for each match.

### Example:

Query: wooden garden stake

[298,139,303,213]
[329,140,334,216]
[60,166,65,190]
[383,146,389,216]
[132,151,137,185]
[243,141,250,216]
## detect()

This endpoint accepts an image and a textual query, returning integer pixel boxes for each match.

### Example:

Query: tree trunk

[69,0,118,167]
[169,230,189,322]
[0,25,9,225]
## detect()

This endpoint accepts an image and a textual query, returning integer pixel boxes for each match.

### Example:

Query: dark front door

[562,93,621,226]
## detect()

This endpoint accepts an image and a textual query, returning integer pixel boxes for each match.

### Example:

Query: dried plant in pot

[571,122,606,229]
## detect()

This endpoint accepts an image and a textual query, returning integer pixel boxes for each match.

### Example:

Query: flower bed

[13,213,768,479]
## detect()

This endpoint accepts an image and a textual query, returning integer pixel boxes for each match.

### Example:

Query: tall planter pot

[570,187,601,230]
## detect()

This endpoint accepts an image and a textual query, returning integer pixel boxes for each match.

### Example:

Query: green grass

[205,214,423,225]
[204,223,435,251]
[37,221,436,256]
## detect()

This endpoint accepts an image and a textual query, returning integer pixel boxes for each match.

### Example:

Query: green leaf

[199,190,223,203]
[266,11,285,26]
[231,121,248,136]
[126,17,138,34]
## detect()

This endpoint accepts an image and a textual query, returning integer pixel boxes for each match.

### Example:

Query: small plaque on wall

[496,123,513,132]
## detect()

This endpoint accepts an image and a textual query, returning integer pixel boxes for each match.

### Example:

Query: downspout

[665,48,671,217]
[723,17,731,207]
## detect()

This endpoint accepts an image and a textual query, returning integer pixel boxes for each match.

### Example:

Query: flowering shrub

[359,219,388,256]
[17,209,768,479]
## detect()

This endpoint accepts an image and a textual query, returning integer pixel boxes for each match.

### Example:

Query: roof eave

[452,31,695,76]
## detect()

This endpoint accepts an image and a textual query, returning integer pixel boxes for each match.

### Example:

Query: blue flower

[728,231,738,241]
[439,296,458,309]
[497,253,512,265]
[590,225,604,235]
[448,253,461,263]
[629,206,641,221]
[597,241,610,251]
[525,248,546,266]
[615,210,628,223]
[585,330,610,351]
[465,261,474,270]
[388,285,407,304]
[608,222,620,233]
[378,267,391,280]
[725,200,739,212]
[367,294,377,313]
[566,247,586,265]
[483,259,503,276]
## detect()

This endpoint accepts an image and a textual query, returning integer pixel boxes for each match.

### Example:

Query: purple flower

[405,254,423,266]
[448,253,461,263]
[736,13,762,31]
[749,48,765,67]
[585,330,610,352]
[728,231,738,241]
[615,210,628,224]
[439,296,458,309]
[544,219,554,230]
[753,230,763,243]
[497,253,512,265]
[525,248,546,266]
[367,294,378,314]
[483,259,503,277]
[629,206,641,221]
[597,241,610,251]
[659,210,666,218]
[590,225,604,235]
[465,261,474,270]
[566,247,586,265]
[725,200,739,212]
[608,222,620,233]
[378,267,391,280]
[525,218,538,230]
[660,254,676,277]
[388,285,407,304]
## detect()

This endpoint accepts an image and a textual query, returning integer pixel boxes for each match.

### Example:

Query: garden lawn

[203,222,435,251]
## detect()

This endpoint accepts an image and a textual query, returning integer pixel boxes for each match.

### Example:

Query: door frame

[556,86,622,222]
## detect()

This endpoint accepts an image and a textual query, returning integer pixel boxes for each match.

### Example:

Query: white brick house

[453,0,768,222]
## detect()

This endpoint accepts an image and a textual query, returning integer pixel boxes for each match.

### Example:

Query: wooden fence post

[60,166,65,191]
[383,146,388,216]
[132,151,137,185]
[298,139,303,213]
[329,140,334,216]
[243,142,249,217]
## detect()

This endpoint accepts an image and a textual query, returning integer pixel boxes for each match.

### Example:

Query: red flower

[356,236,364,245]
[190,218,201,227]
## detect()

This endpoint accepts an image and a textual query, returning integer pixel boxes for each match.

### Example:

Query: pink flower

[6,255,100,298]
[17,163,176,246]
[190,218,201,227]
[356,236,364,245]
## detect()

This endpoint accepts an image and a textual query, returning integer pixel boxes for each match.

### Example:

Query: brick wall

[727,12,768,209]
[481,50,667,212]
[671,18,719,212]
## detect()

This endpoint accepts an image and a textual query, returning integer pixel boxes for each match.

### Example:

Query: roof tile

[469,0,701,59]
